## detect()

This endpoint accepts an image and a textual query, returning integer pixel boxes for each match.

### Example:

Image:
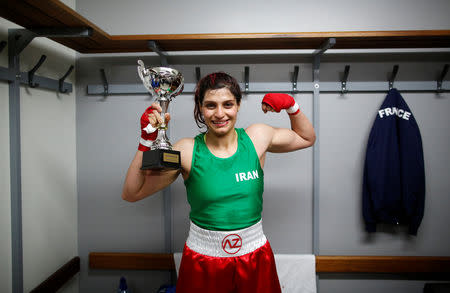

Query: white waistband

[186,220,267,258]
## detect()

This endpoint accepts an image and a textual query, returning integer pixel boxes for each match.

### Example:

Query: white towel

[275,254,316,293]
[173,253,316,293]
[173,252,182,276]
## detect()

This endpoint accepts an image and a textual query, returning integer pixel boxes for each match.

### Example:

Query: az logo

[222,234,242,254]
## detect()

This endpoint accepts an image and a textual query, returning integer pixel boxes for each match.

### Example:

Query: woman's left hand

[261,93,300,115]
[261,102,276,113]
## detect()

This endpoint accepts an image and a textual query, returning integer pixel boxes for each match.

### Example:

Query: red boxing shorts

[176,220,281,293]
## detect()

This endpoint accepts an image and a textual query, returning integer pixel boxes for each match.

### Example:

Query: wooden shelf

[89,252,450,275]
[30,257,80,293]
[315,255,450,274]
[2,0,450,53]
[90,252,176,271]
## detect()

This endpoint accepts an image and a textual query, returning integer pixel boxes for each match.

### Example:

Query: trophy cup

[137,60,184,170]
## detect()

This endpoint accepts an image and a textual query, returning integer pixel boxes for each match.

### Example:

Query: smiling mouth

[212,120,229,127]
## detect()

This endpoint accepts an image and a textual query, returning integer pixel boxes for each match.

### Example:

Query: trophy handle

[137,60,146,81]
[137,60,156,96]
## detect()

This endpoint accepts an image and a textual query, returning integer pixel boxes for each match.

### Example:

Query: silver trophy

[137,60,184,170]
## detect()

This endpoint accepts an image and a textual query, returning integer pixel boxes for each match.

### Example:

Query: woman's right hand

[146,102,171,129]
[138,102,171,151]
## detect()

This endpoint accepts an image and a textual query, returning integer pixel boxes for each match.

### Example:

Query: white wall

[76,0,450,35]
[0,0,78,292]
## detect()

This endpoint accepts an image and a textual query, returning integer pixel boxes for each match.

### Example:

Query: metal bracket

[10,29,37,56]
[341,65,350,94]
[28,55,47,88]
[313,38,337,56]
[244,66,250,93]
[59,65,74,93]
[9,27,92,56]
[313,38,336,89]
[148,41,168,67]
[389,65,399,90]
[100,69,109,96]
[29,27,92,38]
[292,66,299,92]
[437,64,449,93]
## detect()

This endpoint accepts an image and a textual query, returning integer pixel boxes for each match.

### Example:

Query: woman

[122,72,315,292]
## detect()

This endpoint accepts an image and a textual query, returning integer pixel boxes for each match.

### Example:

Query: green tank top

[184,128,264,231]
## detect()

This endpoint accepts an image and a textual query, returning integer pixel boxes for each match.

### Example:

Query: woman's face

[200,87,240,136]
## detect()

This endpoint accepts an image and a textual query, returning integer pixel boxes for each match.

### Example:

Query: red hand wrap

[138,106,158,152]
[262,93,299,115]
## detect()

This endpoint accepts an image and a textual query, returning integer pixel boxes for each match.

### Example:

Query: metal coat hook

[341,65,350,94]
[59,65,74,93]
[100,69,108,96]
[0,41,6,53]
[196,67,201,83]
[388,65,399,90]
[437,64,449,93]
[28,55,47,88]
[244,66,249,93]
[292,66,299,92]
[148,40,168,67]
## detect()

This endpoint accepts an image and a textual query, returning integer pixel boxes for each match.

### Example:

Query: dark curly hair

[194,72,242,129]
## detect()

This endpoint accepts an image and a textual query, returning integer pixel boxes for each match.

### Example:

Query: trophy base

[141,149,181,170]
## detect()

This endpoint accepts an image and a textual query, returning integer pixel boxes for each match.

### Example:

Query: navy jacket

[363,89,425,235]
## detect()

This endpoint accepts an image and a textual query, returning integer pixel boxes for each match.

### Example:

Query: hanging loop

[28,54,47,88]
[437,64,449,93]
[388,65,399,90]
[59,65,74,93]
